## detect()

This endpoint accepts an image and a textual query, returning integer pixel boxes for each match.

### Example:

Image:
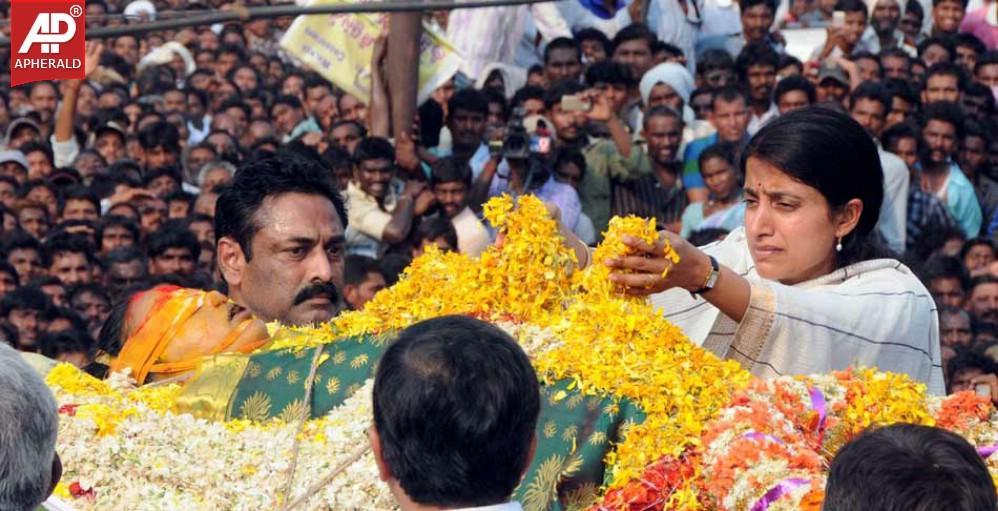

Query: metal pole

[0,0,552,47]
[386,10,422,168]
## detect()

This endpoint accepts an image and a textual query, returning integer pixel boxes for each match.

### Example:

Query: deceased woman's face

[742,157,860,285]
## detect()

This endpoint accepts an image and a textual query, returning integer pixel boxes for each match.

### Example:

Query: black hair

[481,88,510,122]
[215,152,346,261]
[372,316,540,507]
[344,254,382,286]
[554,148,587,177]
[921,254,972,291]
[56,185,100,219]
[271,94,304,112]
[96,215,140,250]
[410,216,459,252]
[331,119,367,137]
[834,0,869,15]
[688,228,731,246]
[217,43,247,63]
[447,89,489,119]
[165,190,195,208]
[18,141,53,165]
[920,101,965,139]
[774,75,816,105]
[975,51,998,75]
[884,78,920,107]
[379,252,412,287]
[698,142,737,171]
[320,145,352,172]
[142,166,182,189]
[948,350,997,383]
[68,282,110,307]
[955,33,986,55]
[850,81,893,113]
[2,230,42,257]
[738,0,778,14]
[0,261,18,284]
[881,48,913,67]
[147,225,201,262]
[824,423,996,511]
[574,27,611,55]
[430,156,472,188]
[137,121,181,153]
[919,36,956,62]
[39,329,94,360]
[42,235,95,268]
[511,85,547,109]
[218,97,253,120]
[584,61,635,88]
[961,237,995,261]
[926,61,967,91]
[543,37,581,64]
[697,49,736,76]
[735,42,780,80]
[711,86,747,110]
[655,41,685,60]
[642,105,684,128]
[611,23,657,53]
[742,107,887,265]
[0,285,51,318]
[351,137,395,166]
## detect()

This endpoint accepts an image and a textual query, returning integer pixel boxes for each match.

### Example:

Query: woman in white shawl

[567,107,945,394]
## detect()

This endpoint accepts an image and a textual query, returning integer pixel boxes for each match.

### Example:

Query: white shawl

[651,227,946,395]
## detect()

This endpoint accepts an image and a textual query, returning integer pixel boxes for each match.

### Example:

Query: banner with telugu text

[278,0,462,106]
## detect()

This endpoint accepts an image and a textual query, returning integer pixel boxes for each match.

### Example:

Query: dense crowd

[0,0,995,399]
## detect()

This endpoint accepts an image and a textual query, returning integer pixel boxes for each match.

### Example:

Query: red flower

[58,404,80,416]
[69,482,94,499]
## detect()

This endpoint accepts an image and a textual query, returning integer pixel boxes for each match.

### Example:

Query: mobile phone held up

[976,383,992,399]
[561,93,591,113]
[832,10,846,29]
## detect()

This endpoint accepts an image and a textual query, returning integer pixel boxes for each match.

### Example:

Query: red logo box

[9,0,86,87]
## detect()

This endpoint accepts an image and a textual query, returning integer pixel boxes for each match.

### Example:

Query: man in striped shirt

[612,106,689,232]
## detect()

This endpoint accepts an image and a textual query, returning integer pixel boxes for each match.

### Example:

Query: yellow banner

[279,0,462,105]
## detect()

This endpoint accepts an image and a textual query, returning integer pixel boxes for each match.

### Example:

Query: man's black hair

[447,89,489,119]
[217,43,247,63]
[574,27,612,55]
[271,94,304,112]
[215,152,346,261]
[410,216,458,252]
[372,316,540,507]
[554,148,587,179]
[42,234,96,268]
[39,328,94,360]
[379,252,412,287]
[697,49,736,76]
[955,33,986,56]
[68,282,110,307]
[948,351,998,385]
[137,121,181,153]
[430,156,472,188]
[142,166,182,189]
[881,47,912,67]
[0,261,19,285]
[824,424,996,511]
[56,185,100,219]
[18,141,53,165]
[543,37,581,64]
[2,230,42,258]
[698,142,737,170]
[320,145,352,171]
[511,85,547,108]
[611,23,657,53]
[95,215,140,250]
[884,78,920,107]
[920,101,965,139]
[0,285,51,318]
[344,254,382,287]
[218,97,253,120]
[16,179,57,201]
[774,75,816,104]
[655,41,685,60]
[481,88,510,122]
[926,61,967,91]
[834,0,868,15]
[165,189,195,208]
[738,0,778,14]
[147,225,201,262]
[735,42,780,80]
[921,254,972,291]
[919,36,956,62]
[850,81,893,113]
[711,85,747,110]
[975,51,998,76]
[584,61,635,88]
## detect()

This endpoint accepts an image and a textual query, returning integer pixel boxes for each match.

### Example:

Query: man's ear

[216,236,246,288]
[48,452,62,499]
[368,425,393,482]
[342,284,358,308]
[520,433,538,481]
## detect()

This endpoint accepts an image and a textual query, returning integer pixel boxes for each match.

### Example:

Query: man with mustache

[215,151,348,325]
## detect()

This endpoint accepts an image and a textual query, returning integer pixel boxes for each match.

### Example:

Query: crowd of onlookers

[0,0,995,397]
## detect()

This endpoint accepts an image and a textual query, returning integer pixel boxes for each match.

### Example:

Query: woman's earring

[836,237,843,252]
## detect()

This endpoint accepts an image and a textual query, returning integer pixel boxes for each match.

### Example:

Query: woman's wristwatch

[692,255,720,296]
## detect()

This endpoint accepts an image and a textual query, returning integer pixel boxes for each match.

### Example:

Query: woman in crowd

[679,143,744,238]
[563,107,944,393]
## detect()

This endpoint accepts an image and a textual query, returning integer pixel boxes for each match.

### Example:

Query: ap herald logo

[10,0,86,86]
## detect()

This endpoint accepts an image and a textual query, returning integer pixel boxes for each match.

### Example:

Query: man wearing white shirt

[370,316,540,511]
[849,82,910,254]
[431,157,491,257]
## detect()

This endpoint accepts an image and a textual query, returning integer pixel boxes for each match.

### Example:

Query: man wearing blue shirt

[682,87,751,204]
[919,101,982,237]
